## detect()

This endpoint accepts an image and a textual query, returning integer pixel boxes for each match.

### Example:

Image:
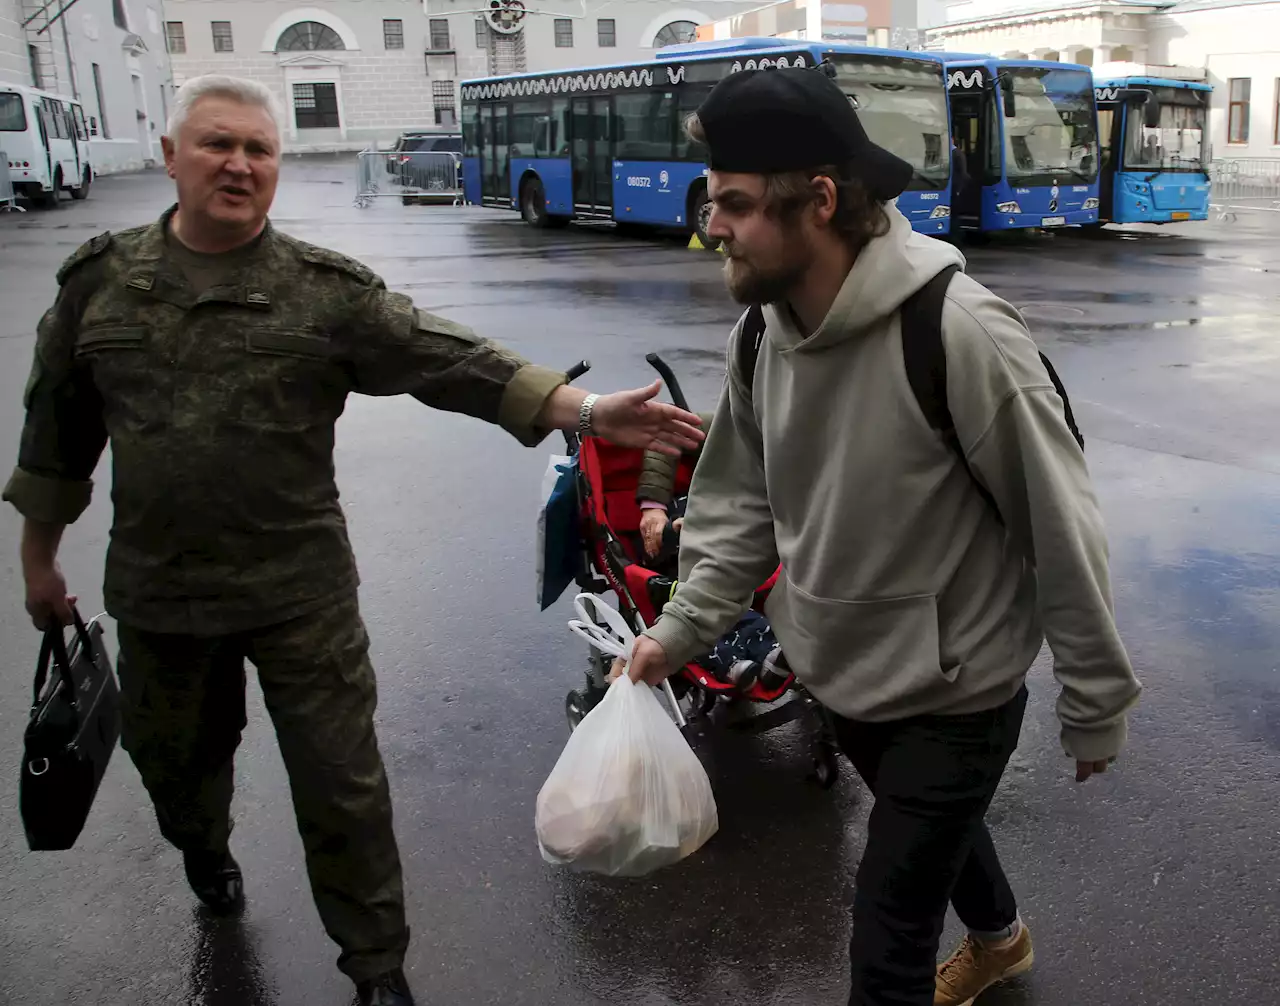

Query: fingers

[619,380,662,405]
[1075,758,1112,783]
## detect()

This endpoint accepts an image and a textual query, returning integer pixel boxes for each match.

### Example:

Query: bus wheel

[691,187,719,251]
[521,177,550,228]
[71,167,91,200]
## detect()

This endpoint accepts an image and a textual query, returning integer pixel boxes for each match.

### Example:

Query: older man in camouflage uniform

[3,75,702,1006]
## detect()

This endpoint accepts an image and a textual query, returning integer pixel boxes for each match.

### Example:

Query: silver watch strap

[579,393,600,434]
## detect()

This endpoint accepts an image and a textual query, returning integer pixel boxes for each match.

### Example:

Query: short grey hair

[167,74,282,139]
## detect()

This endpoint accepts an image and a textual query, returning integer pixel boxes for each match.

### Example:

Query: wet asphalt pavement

[1,158,1278,1006]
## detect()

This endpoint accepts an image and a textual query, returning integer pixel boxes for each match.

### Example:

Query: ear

[161,135,177,179]
[810,175,838,227]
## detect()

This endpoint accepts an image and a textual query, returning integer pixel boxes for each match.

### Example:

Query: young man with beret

[627,66,1141,1006]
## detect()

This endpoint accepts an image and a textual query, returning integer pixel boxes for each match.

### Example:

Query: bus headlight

[1082,198,1099,211]
[930,205,951,219]
[996,201,1021,214]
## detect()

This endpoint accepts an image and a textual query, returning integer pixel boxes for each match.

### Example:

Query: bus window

[0,92,26,131]
[511,99,547,158]
[614,90,675,160]
[462,101,478,158]
[72,103,88,141]
[550,97,570,156]
[1096,107,1115,168]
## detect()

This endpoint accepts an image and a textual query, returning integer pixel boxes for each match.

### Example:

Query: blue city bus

[459,37,954,244]
[944,56,1100,232]
[1093,76,1212,224]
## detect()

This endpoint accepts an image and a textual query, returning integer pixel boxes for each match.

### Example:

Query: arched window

[276,21,345,51]
[653,20,697,47]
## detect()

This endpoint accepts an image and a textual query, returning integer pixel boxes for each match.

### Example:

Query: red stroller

[553,355,841,788]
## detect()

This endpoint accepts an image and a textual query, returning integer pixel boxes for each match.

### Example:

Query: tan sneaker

[934,925,1034,1005]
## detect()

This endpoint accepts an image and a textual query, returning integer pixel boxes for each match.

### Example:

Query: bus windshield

[1002,67,1097,185]
[0,93,26,131]
[833,55,950,189]
[1123,87,1208,173]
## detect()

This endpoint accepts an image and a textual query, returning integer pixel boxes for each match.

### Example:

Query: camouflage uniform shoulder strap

[56,231,113,285]
[289,236,379,286]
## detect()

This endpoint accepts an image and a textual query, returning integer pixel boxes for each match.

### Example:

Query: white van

[1,83,93,207]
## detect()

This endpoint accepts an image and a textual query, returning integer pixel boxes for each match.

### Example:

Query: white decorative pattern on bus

[461,54,808,100]
[947,69,984,91]
[728,55,808,72]
[1094,87,1121,103]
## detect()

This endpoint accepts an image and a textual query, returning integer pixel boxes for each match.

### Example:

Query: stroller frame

[556,355,841,788]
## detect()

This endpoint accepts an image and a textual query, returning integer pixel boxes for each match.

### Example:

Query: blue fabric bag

[537,453,580,611]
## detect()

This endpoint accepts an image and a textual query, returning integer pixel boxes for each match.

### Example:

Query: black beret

[695,66,914,202]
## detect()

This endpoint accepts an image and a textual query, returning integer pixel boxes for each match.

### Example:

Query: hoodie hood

[764,201,967,354]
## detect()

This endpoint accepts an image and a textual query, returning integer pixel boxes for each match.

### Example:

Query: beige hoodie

[643,203,1141,763]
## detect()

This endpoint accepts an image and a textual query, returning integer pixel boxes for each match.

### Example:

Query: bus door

[571,96,613,213]
[1094,95,1122,221]
[948,90,985,226]
[33,98,52,186]
[479,102,510,204]
[70,103,90,180]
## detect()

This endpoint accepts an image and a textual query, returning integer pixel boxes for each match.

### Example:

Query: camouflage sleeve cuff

[1,468,93,525]
[498,364,568,448]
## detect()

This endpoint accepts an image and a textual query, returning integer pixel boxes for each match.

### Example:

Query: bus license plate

[1041,216,1066,227]
[1172,211,1190,221]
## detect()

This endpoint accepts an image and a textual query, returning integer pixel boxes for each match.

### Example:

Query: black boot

[183,849,244,916]
[356,968,415,1006]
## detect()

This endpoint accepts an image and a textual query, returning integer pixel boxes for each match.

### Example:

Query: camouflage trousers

[115,593,407,983]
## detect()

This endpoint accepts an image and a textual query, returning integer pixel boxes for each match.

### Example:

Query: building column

[1094,44,1113,65]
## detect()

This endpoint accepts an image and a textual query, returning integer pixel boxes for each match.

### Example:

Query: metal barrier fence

[354,148,462,208]
[1210,158,1280,221]
[1,151,26,213]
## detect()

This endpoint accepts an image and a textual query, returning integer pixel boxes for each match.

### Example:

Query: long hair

[685,112,890,253]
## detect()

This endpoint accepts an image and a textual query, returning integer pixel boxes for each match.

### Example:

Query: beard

[721,238,811,306]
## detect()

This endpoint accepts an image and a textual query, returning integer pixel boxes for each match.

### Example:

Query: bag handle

[31,606,93,710]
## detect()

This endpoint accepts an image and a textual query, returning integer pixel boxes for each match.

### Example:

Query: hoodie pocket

[766,577,953,716]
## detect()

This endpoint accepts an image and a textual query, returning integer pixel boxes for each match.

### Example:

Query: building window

[383,19,403,49]
[597,18,615,47]
[1228,78,1250,143]
[212,21,234,52]
[293,82,339,129]
[554,18,573,47]
[432,79,456,126]
[112,0,127,31]
[475,18,487,48]
[276,22,344,51]
[653,21,697,47]
[27,44,42,89]
[92,63,109,137]
[165,22,185,54]
[429,18,451,51]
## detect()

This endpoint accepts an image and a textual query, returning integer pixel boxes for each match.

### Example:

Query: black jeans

[832,685,1028,1006]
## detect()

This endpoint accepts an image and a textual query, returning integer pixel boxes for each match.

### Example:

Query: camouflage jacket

[2,206,566,635]
[636,410,715,508]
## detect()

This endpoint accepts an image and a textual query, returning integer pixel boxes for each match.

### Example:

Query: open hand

[627,634,675,687]
[592,381,704,457]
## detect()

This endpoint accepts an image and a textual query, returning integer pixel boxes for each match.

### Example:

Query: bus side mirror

[1001,86,1016,118]
[1143,97,1161,130]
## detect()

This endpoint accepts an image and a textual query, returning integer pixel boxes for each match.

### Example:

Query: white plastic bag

[536,594,718,877]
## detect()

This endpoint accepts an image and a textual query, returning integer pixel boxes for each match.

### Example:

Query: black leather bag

[20,610,122,851]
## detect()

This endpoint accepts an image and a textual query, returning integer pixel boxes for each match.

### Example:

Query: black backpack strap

[900,264,1003,521]
[736,304,767,394]
[1038,352,1085,451]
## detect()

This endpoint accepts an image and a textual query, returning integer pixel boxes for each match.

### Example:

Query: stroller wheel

[565,689,590,732]
[808,743,840,790]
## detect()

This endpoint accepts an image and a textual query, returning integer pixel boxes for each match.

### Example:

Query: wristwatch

[579,393,599,435]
